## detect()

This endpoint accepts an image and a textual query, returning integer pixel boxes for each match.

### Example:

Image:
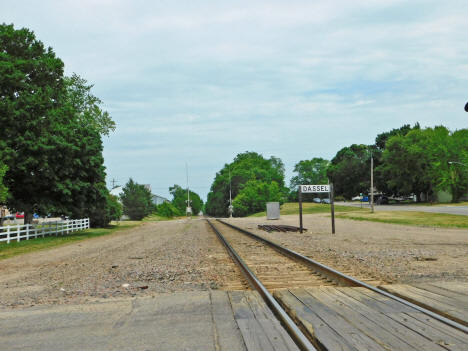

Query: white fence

[0,218,90,244]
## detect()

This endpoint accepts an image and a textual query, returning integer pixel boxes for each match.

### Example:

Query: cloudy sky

[2,1,467,200]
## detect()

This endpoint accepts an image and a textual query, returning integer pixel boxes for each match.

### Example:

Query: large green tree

[327,144,376,199]
[0,23,65,223]
[169,184,203,215]
[289,158,329,200]
[0,160,7,203]
[0,24,115,225]
[121,179,154,220]
[206,152,287,217]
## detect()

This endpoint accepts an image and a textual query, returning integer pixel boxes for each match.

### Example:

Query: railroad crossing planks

[379,282,468,326]
[274,286,468,351]
[0,290,300,351]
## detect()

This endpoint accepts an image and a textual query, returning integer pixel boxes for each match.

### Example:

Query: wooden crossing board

[228,290,300,351]
[274,286,468,351]
[379,282,468,326]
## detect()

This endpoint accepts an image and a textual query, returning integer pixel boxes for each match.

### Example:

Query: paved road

[336,202,468,216]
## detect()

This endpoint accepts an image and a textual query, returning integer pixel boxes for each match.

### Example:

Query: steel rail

[217,219,468,334]
[206,219,318,351]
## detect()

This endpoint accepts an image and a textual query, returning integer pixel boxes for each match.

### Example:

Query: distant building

[109,185,169,206]
[152,194,169,206]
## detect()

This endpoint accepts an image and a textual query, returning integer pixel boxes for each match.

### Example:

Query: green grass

[336,211,468,229]
[249,202,367,217]
[0,221,141,260]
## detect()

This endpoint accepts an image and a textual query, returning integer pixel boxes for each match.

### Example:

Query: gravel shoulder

[224,214,468,284]
[1,215,466,310]
[0,219,245,309]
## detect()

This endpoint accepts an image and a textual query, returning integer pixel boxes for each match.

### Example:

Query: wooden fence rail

[0,218,90,244]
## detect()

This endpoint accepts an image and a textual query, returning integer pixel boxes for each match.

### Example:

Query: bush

[334,195,345,202]
[156,202,182,218]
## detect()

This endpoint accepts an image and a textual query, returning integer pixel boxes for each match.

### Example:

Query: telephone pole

[370,152,374,213]
[186,163,192,216]
[228,165,233,217]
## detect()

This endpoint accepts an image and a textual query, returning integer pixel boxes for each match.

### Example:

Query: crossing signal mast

[186,162,192,216]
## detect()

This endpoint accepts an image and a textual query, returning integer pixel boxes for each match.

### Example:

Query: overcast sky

[2,1,467,200]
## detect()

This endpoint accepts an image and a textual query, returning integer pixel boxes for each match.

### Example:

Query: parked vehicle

[15,212,24,219]
[376,195,389,205]
[313,198,321,203]
[321,198,331,204]
[2,214,15,221]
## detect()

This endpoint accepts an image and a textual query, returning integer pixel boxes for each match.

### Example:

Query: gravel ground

[1,215,466,309]
[224,214,468,284]
[0,219,245,309]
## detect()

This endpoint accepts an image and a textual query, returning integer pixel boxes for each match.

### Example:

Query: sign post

[330,183,335,234]
[299,184,334,234]
[299,186,303,233]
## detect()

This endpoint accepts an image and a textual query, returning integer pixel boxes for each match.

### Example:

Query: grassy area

[249,202,367,217]
[336,211,468,229]
[0,221,141,261]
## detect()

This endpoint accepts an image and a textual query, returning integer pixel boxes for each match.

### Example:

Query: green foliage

[289,158,329,201]
[107,194,123,221]
[327,144,375,199]
[232,180,284,217]
[0,24,115,225]
[206,152,287,217]
[0,23,65,221]
[377,126,468,202]
[169,184,203,215]
[121,179,154,220]
[156,202,182,218]
[0,160,7,203]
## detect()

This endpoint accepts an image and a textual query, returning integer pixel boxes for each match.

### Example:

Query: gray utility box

[266,202,280,220]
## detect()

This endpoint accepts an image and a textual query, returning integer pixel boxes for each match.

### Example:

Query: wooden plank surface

[275,287,468,351]
[229,290,300,351]
[379,283,468,325]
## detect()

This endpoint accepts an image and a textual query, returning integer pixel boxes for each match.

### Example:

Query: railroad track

[206,218,468,351]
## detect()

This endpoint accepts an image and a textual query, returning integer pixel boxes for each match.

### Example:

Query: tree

[206,152,287,217]
[169,184,203,215]
[0,23,65,223]
[0,160,7,203]
[289,158,329,201]
[0,24,115,225]
[327,144,375,199]
[121,179,154,220]
[106,194,123,222]
[232,180,284,217]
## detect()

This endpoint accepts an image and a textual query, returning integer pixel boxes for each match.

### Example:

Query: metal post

[299,186,303,234]
[330,183,335,234]
[371,153,374,213]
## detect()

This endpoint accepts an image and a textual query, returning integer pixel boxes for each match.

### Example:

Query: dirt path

[0,219,245,308]
[224,214,468,284]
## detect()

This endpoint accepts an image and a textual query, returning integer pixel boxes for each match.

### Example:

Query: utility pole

[228,165,233,217]
[186,163,192,216]
[111,178,118,189]
[370,152,374,213]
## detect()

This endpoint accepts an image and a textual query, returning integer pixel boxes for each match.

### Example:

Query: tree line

[205,125,467,217]
[0,24,120,226]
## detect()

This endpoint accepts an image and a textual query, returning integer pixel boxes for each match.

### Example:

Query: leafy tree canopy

[0,24,115,225]
[206,151,287,217]
[169,184,203,215]
[121,179,154,220]
[289,158,329,200]
[0,160,7,203]
[327,144,375,199]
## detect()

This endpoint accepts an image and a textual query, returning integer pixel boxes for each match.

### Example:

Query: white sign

[300,184,330,193]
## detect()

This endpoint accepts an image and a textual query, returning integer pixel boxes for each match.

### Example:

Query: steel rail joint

[217,219,468,334]
[206,219,318,351]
